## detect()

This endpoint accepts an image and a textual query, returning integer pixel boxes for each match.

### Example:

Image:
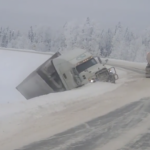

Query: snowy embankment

[0,48,129,148]
[0,48,53,103]
[102,58,147,70]
[0,74,125,118]
[0,69,127,149]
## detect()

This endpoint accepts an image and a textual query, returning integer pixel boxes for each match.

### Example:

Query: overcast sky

[0,0,150,31]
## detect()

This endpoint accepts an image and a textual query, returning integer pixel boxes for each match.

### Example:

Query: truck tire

[109,73,116,83]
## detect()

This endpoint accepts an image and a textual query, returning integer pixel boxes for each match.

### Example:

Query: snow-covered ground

[0,48,130,149]
[0,68,127,150]
[102,58,147,70]
[0,48,53,103]
[0,70,126,117]
[2,48,150,150]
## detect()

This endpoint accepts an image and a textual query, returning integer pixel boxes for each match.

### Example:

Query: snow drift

[0,48,131,150]
[0,48,53,103]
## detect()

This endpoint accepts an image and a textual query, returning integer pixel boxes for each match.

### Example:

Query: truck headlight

[89,78,96,83]
[109,68,114,73]
[90,79,94,83]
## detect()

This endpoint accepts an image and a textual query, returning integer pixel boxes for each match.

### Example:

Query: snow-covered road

[16,67,150,150]
[0,48,150,150]
[20,98,150,150]
[17,65,150,150]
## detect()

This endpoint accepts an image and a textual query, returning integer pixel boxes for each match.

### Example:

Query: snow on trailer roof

[58,48,86,60]
[0,47,54,103]
[55,48,91,65]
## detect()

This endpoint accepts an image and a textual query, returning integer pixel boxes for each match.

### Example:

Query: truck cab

[53,49,105,89]
[75,56,104,84]
[17,48,116,100]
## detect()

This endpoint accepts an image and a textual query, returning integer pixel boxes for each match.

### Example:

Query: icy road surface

[17,60,150,150]
[0,49,150,150]
[0,69,127,150]
[19,98,150,150]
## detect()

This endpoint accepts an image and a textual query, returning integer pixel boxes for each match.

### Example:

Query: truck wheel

[109,73,116,83]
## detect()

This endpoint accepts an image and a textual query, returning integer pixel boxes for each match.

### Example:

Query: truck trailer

[17,48,118,100]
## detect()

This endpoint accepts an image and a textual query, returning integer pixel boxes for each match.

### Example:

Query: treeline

[0,18,150,62]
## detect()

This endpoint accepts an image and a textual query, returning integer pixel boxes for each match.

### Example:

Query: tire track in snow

[18,97,150,150]
[119,130,150,150]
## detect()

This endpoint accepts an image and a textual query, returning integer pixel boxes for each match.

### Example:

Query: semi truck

[146,52,150,78]
[17,48,118,100]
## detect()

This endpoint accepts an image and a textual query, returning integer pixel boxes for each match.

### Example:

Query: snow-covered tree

[0,19,150,62]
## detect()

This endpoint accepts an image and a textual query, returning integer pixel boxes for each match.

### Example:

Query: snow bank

[0,48,53,103]
[0,48,129,149]
[0,69,127,145]
[102,58,146,70]
[0,49,129,150]
[0,49,127,119]
[0,68,126,117]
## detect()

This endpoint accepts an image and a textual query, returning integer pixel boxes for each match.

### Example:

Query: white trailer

[17,49,118,100]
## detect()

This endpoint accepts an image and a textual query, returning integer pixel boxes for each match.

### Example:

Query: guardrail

[0,47,54,55]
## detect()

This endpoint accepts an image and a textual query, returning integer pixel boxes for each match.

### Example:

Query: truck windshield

[76,58,97,73]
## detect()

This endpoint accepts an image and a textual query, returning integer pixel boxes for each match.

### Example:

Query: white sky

[0,0,149,31]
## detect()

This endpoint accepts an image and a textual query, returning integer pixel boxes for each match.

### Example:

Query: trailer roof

[56,48,92,65]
